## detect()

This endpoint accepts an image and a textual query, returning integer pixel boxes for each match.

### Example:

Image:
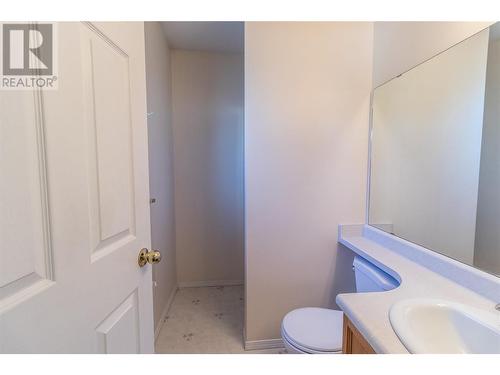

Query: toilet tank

[353,256,399,292]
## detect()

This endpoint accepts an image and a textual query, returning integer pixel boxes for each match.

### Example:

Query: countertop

[336,224,500,354]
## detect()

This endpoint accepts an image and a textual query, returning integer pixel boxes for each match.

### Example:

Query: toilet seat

[281,307,343,353]
[281,327,341,354]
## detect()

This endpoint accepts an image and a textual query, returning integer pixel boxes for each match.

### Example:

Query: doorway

[145,21,246,353]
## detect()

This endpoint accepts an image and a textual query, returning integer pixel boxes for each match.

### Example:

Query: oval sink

[389,298,500,353]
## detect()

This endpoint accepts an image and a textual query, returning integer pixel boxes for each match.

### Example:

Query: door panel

[81,24,136,260]
[96,290,139,354]
[0,22,154,353]
[0,89,54,309]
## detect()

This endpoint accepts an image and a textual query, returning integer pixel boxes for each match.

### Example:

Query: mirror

[369,23,500,276]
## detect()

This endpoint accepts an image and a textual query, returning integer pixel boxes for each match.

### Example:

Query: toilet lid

[282,308,343,352]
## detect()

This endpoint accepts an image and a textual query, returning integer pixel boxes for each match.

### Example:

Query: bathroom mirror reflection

[369,22,500,276]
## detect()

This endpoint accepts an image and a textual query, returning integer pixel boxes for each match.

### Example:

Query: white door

[0,22,155,353]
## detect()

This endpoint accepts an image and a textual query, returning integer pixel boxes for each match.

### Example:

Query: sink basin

[389,298,500,353]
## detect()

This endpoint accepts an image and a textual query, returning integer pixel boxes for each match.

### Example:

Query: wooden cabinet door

[342,314,376,354]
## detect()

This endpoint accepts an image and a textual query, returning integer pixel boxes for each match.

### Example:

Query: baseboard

[154,285,178,341]
[178,280,244,288]
[245,338,284,351]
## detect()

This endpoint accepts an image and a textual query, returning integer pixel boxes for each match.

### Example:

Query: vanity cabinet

[342,315,376,354]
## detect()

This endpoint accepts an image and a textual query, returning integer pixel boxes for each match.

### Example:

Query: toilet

[281,256,399,354]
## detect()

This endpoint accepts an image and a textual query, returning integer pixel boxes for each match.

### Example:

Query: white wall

[171,50,244,285]
[474,35,500,275]
[144,22,178,331]
[373,22,492,87]
[244,22,373,343]
[370,30,489,265]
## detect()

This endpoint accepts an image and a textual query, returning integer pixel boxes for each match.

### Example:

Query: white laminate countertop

[336,224,500,354]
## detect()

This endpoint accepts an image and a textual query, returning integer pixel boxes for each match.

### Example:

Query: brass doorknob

[138,248,162,267]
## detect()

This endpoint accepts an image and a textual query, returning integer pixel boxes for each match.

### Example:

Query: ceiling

[161,22,244,53]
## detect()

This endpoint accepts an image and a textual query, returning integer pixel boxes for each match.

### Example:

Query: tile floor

[155,285,286,354]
